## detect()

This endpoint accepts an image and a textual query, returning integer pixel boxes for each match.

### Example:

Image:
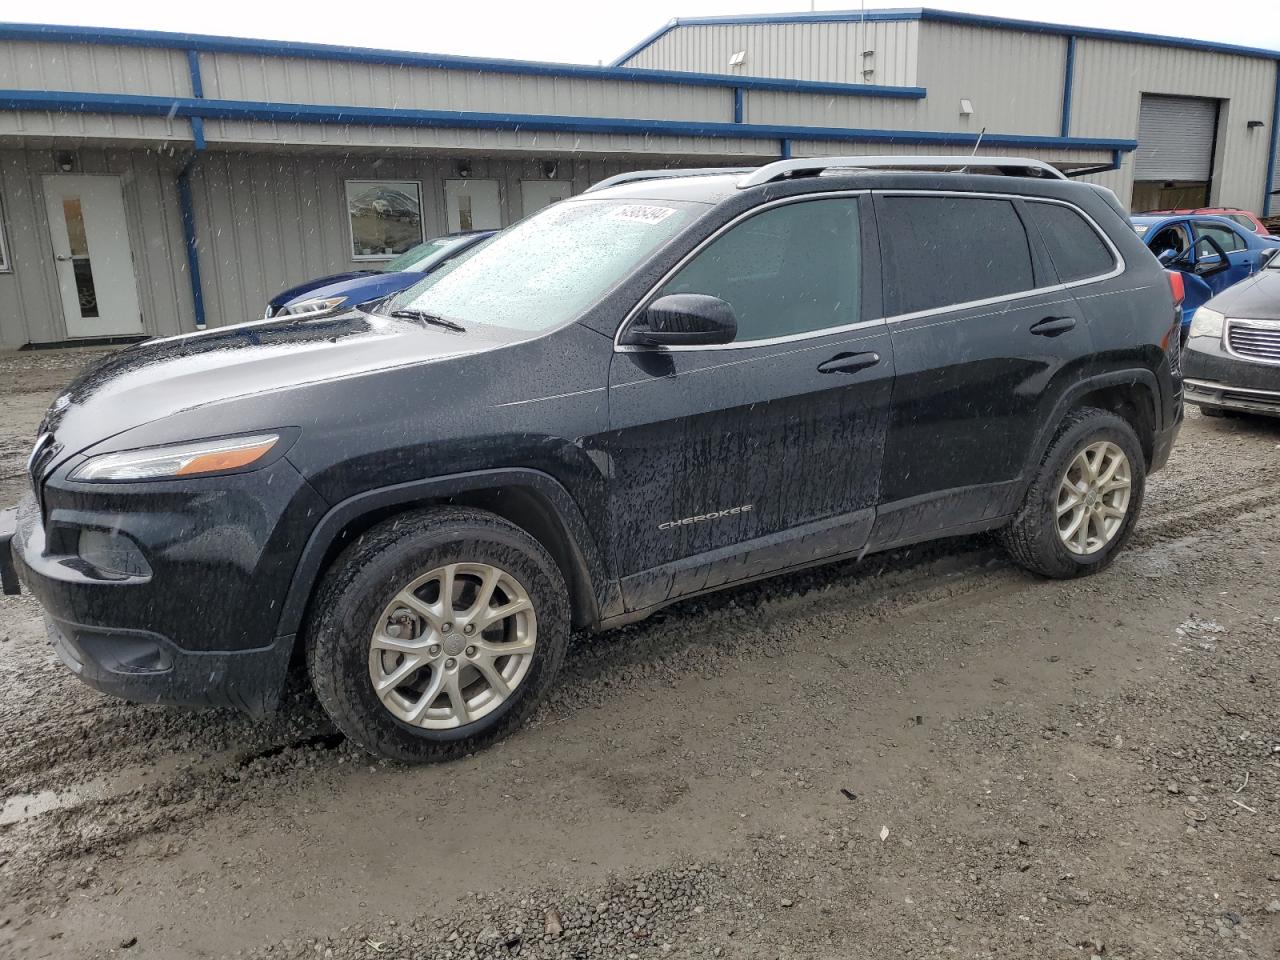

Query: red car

[1143,206,1272,236]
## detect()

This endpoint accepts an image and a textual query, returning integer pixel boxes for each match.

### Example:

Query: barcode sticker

[610,204,677,225]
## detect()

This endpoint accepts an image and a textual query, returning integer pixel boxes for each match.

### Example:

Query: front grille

[1227,321,1280,364]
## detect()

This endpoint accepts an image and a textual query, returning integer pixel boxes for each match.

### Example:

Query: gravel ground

[2,348,1280,960]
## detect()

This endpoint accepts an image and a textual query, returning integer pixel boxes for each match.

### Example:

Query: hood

[39,310,510,461]
[1206,268,1280,321]
[268,271,378,308]
[279,271,421,310]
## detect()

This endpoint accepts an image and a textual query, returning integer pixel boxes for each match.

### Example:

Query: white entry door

[444,179,501,233]
[520,180,572,217]
[43,175,143,338]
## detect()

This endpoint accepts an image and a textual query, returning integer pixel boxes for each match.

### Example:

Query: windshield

[380,236,470,273]
[381,199,699,331]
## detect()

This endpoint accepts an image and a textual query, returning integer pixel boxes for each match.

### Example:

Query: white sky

[6,0,1279,65]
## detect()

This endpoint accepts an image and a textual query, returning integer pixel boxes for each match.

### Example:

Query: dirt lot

[2,348,1279,960]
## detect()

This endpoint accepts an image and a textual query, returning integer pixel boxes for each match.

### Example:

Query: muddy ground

[1,348,1279,960]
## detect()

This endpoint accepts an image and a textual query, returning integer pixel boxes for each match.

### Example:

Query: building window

[0,193,11,273]
[345,180,424,260]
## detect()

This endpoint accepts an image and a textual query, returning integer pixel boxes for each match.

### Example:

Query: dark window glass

[657,198,860,342]
[879,196,1035,315]
[1194,221,1246,253]
[1025,201,1116,283]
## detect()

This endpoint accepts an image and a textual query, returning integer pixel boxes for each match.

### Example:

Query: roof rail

[585,167,754,193]
[736,155,1069,188]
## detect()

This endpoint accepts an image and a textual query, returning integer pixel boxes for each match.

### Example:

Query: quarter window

[1024,201,1116,283]
[345,180,424,260]
[656,198,861,343]
[1193,221,1246,253]
[878,196,1035,315]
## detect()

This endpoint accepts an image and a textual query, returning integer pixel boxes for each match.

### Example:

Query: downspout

[180,48,207,330]
[1060,35,1076,138]
[1265,59,1280,218]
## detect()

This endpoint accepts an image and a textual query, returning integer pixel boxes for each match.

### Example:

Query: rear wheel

[1001,408,1146,579]
[306,507,569,762]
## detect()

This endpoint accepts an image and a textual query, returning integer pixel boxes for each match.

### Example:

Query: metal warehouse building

[0,7,1277,348]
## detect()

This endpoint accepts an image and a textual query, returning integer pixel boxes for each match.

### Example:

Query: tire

[306,507,569,763]
[1000,407,1146,580]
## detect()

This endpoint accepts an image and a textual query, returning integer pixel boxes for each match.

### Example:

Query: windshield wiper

[388,309,466,333]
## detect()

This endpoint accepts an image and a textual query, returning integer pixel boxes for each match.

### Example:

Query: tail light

[1166,269,1185,307]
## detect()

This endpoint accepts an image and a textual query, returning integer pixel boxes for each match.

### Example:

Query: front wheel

[306,507,569,763]
[1001,408,1146,579]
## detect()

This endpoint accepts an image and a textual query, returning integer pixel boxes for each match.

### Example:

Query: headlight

[69,434,280,482]
[1188,307,1225,339]
[281,295,349,318]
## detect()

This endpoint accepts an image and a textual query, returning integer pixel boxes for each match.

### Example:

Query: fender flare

[275,467,618,640]
[1020,367,1162,488]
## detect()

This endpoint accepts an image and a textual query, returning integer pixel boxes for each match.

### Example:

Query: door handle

[54,255,72,262]
[817,351,881,374]
[1029,316,1076,337]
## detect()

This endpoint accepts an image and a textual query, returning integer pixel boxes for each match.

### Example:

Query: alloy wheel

[368,562,537,729]
[1055,440,1132,556]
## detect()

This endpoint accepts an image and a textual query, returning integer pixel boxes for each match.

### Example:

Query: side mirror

[1193,235,1230,276]
[621,294,737,347]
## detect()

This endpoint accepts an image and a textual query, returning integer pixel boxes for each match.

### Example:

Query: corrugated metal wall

[1070,38,1277,209]
[0,147,193,347]
[621,20,920,87]
[200,54,733,124]
[0,40,191,96]
[186,152,710,329]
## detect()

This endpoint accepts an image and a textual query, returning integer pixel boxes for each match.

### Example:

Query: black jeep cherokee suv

[1,157,1183,762]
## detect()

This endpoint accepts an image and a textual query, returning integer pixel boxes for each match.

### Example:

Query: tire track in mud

[2,449,1277,906]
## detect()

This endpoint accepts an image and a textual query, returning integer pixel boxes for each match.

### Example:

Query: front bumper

[1184,378,1280,419]
[44,616,293,717]
[8,452,328,716]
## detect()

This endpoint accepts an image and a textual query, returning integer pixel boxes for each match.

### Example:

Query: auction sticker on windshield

[609,205,678,225]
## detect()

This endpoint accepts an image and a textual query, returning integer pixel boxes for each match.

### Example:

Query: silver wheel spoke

[472,658,511,698]
[370,630,430,656]
[394,590,444,631]
[1100,477,1130,495]
[443,671,471,725]
[1057,493,1082,517]
[478,597,532,630]
[375,654,424,693]
[466,565,502,621]
[476,636,537,659]
[404,668,446,724]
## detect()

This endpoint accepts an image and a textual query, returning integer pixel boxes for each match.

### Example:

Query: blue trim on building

[733,87,744,124]
[1060,36,1075,138]
[176,158,206,329]
[615,8,1280,66]
[0,22,925,99]
[0,88,1140,152]
[1266,66,1280,217]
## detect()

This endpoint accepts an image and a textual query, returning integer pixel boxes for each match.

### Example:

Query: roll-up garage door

[1135,95,1219,181]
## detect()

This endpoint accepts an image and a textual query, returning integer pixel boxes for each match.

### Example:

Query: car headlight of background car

[279,295,350,318]
[69,434,281,482]
[1188,307,1225,339]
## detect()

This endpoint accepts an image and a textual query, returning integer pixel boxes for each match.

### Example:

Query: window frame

[875,191,1124,322]
[344,179,425,262]
[0,191,11,273]
[615,190,880,353]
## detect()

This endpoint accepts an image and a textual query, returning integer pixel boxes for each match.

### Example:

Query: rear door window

[1193,221,1247,253]
[1023,201,1116,283]
[877,196,1035,315]
[656,197,861,343]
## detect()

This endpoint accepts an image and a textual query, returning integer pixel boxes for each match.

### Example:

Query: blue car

[1131,214,1280,329]
[265,230,494,318]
